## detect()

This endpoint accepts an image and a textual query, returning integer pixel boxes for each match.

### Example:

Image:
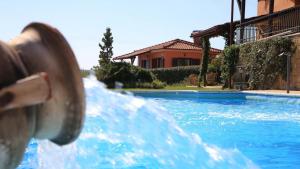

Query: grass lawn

[122,85,234,91]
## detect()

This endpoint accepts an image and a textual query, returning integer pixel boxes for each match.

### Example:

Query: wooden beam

[236,0,242,13]
[240,0,246,43]
[269,0,274,14]
[268,0,275,35]
[130,57,136,65]
[230,0,235,45]
[241,0,246,21]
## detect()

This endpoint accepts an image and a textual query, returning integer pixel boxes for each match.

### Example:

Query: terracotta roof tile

[113,39,222,60]
[167,40,201,50]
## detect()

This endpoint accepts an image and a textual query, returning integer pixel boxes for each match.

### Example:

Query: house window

[190,59,200,65]
[172,58,200,67]
[152,57,164,68]
[141,60,149,68]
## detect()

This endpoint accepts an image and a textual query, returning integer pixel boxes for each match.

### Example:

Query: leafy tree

[199,37,211,86]
[207,56,222,84]
[98,27,113,66]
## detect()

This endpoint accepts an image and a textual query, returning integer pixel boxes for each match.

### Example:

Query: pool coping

[131,90,300,98]
[241,91,300,97]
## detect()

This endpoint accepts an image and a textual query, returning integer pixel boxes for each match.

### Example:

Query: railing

[235,6,300,44]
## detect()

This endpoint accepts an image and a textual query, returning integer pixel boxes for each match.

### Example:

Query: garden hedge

[93,62,166,88]
[150,66,200,84]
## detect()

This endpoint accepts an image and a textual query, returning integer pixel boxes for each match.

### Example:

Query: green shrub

[209,56,222,83]
[207,64,217,73]
[152,80,167,89]
[136,69,155,82]
[94,62,135,87]
[179,74,199,86]
[239,37,295,89]
[136,82,153,89]
[80,69,90,77]
[93,62,158,88]
[133,80,166,89]
[150,66,200,84]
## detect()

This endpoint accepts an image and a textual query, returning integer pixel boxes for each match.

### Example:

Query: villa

[113,39,221,69]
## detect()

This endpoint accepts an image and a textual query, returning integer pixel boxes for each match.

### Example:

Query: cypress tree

[99,27,113,66]
[199,37,211,86]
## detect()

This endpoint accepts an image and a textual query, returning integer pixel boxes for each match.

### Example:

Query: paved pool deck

[243,90,300,96]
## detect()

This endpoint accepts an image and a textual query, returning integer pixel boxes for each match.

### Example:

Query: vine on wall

[239,37,295,90]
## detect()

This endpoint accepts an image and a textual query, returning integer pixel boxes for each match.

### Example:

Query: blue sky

[0,1,257,69]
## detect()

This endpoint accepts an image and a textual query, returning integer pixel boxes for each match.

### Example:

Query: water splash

[19,76,258,169]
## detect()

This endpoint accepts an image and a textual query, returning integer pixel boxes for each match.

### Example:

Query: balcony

[236,6,300,44]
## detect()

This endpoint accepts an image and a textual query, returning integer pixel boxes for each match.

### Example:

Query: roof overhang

[191,15,264,38]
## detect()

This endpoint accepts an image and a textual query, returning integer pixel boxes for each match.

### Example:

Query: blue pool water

[18,77,300,169]
[133,92,300,169]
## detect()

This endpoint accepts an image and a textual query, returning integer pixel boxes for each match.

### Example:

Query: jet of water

[19,75,259,169]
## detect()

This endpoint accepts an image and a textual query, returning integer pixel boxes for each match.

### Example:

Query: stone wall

[290,35,300,89]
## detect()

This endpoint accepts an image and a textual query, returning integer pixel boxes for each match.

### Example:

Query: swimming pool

[18,78,300,169]
[134,91,300,169]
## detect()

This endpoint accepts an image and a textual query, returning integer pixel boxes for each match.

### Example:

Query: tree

[199,37,211,86]
[98,27,113,66]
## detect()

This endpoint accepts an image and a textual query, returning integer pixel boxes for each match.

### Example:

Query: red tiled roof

[113,39,222,60]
